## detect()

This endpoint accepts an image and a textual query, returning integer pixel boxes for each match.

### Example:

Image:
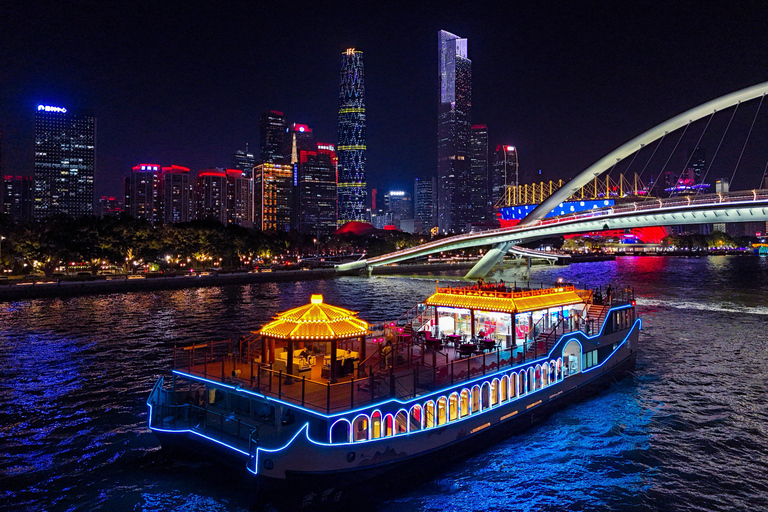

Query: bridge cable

[638,133,668,199]
[699,102,741,194]
[759,159,768,190]
[676,110,716,191]
[649,122,691,199]
[729,93,765,188]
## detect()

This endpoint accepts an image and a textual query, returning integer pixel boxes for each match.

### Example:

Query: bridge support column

[465,242,513,279]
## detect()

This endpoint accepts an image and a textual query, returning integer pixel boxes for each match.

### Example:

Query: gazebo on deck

[257,294,370,383]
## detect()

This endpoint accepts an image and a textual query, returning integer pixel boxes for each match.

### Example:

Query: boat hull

[256,349,638,509]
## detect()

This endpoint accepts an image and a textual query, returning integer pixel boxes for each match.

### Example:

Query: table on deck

[445,334,461,347]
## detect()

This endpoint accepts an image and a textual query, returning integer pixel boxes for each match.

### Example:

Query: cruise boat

[147,281,640,507]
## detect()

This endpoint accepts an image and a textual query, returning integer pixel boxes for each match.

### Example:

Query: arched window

[481,382,490,410]
[528,367,535,391]
[371,410,382,439]
[460,389,470,417]
[352,414,369,442]
[449,392,459,421]
[491,379,500,406]
[395,410,408,435]
[535,365,542,390]
[501,376,509,402]
[424,401,435,428]
[550,360,557,383]
[556,357,563,381]
[437,397,448,425]
[409,405,422,432]
[542,363,549,387]
[384,414,394,437]
[471,385,481,413]
[330,419,351,444]
[562,339,582,377]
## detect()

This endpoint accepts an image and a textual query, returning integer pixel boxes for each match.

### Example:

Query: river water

[2,256,767,511]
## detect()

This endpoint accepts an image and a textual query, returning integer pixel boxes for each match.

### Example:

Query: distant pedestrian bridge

[337,190,768,277]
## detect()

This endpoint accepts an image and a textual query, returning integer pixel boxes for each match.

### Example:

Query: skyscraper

[337,48,366,226]
[470,124,489,223]
[296,143,338,235]
[161,166,193,224]
[254,163,293,232]
[259,111,287,164]
[195,169,228,224]
[34,105,95,219]
[491,145,518,207]
[414,176,437,234]
[438,31,471,233]
[231,144,256,179]
[124,164,161,222]
[2,175,34,224]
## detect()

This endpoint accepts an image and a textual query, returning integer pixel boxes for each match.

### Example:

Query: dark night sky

[2,1,768,200]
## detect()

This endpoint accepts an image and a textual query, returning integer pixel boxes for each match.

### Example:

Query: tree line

[0,216,426,277]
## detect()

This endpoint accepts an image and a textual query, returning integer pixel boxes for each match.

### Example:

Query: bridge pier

[465,242,513,279]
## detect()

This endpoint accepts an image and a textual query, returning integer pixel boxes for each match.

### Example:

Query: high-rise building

[98,195,123,218]
[470,124,489,223]
[225,168,253,227]
[254,163,293,232]
[2,175,34,224]
[285,123,316,165]
[337,48,367,226]
[414,176,437,234]
[124,164,161,222]
[33,105,95,219]
[491,145,518,207]
[384,190,413,220]
[296,143,338,235]
[437,31,471,233]
[260,111,287,164]
[195,169,228,224]
[160,166,192,224]
[232,144,257,179]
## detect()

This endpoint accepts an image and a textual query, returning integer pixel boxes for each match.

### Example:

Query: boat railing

[149,398,257,452]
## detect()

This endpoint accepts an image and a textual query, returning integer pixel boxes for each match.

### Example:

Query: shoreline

[0,251,755,301]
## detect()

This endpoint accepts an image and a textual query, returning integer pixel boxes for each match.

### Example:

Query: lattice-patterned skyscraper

[337,48,367,225]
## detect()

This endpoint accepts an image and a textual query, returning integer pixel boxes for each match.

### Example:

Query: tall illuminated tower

[438,30,471,233]
[337,48,366,226]
[34,105,95,219]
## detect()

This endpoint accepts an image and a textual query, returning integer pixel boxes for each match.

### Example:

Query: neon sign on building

[37,105,67,113]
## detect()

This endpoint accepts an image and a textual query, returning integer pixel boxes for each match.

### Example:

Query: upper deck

[171,282,635,415]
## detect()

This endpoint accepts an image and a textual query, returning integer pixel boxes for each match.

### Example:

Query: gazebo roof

[259,295,370,340]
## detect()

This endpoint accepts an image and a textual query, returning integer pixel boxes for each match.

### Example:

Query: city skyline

[2,3,768,202]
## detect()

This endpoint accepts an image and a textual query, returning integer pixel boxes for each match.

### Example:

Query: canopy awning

[259,294,370,340]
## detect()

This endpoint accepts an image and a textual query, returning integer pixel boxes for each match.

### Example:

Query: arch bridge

[338,81,768,278]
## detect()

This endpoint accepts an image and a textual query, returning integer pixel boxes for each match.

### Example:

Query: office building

[2,175,34,224]
[414,176,437,234]
[384,190,413,219]
[260,111,287,164]
[98,196,123,218]
[232,144,257,179]
[337,48,367,225]
[437,31,471,233]
[491,145,518,207]
[296,143,338,235]
[124,164,161,222]
[195,169,228,224]
[162,166,193,224]
[254,163,293,232]
[470,124,489,223]
[33,105,95,219]
[226,168,253,227]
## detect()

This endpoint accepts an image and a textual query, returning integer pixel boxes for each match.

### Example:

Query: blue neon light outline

[247,319,641,458]
[146,403,250,457]
[329,418,352,443]
[394,408,409,435]
[249,422,311,476]
[408,403,423,432]
[166,307,640,452]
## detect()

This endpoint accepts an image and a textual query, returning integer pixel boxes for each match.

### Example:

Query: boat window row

[583,349,599,370]
[330,357,566,444]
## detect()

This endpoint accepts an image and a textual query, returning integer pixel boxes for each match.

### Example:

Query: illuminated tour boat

[148,281,640,505]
